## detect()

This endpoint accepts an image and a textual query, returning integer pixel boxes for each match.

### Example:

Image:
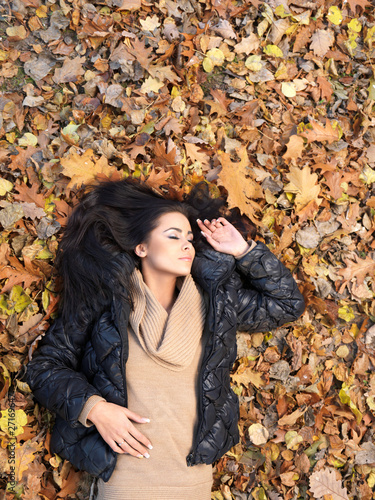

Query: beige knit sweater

[79,269,213,499]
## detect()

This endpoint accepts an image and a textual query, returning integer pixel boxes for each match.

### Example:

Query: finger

[110,439,128,454]
[217,217,230,225]
[118,441,146,459]
[203,219,216,232]
[123,408,150,424]
[201,231,220,251]
[128,425,153,450]
[120,433,150,457]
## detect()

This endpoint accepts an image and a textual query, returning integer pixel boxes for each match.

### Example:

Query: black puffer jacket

[26,243,305,482]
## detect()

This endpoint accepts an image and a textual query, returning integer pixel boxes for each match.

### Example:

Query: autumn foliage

[1,0,375,498]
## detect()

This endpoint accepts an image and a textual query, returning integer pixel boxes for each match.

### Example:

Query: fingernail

[144,452,150,458]
[137,454,143,459]
[196,218,201,222]
[141,418,150,423]
[148,444,153,450]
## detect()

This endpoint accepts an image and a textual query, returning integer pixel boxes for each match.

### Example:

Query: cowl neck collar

[128,268,206,371]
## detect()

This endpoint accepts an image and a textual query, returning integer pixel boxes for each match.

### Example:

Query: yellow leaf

[217,146,264,225]
[203,48,225,72]
[61,122,80,144]
[60,149,118,190]
[0,409,27,437]
[0,179,13,196]
[140,76,164,94]
[18,133,38,147]
[348,18,362,33]
[284,165,321,213]
[263,44,284,58]
[275,5,289,18]
[36,4,48,17]
[285,430,303,450]
[245,55,262,72]
[368,79,375,100]
[338,306,355,322]
[327,6,343,25]
[281,81,296,97]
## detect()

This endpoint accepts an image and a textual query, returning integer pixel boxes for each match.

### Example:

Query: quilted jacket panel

[25,243,305,481]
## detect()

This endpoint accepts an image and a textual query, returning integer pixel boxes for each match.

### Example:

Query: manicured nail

[148,444,153,450]
[196,218,201,222]
[144,452,150,458]
[137,454,143,459]
[141,418,150,423]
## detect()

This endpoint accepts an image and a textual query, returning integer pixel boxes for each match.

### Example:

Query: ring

[118,440,125,446]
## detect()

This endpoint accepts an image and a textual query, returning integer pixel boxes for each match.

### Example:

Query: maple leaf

[299,119,340,144]
[145,168,171,191]
[284,166,322,213]
[217,146,263,225]
[184,143,210,169]
[60,149,119,190]
[309,468,349,500]
[323,171,344,200]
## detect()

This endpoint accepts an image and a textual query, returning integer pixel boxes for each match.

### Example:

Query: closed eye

[169,236,194,243]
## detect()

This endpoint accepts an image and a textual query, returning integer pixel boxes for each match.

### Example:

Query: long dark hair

[54,178,225,327]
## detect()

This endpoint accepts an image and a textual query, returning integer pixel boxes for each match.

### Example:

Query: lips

[179,257,192,261]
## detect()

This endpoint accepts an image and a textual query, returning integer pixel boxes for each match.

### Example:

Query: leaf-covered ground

[0,0,375,498]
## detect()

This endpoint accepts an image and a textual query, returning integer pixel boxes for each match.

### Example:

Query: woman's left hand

[197,217,251,257]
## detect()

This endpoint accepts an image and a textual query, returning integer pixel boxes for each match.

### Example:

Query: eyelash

[169,236,194,243]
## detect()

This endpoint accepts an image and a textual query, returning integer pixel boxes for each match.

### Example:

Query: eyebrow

[163,227,193,235]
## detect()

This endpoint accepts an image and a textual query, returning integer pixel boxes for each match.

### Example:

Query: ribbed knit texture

[129,268,206,371]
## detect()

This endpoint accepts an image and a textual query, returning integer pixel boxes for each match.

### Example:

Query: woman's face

[135,212,195,279]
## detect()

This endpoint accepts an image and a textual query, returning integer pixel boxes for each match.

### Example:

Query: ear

[134,243,147,258]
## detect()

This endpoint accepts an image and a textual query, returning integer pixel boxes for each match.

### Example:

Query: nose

[182,239,193,251]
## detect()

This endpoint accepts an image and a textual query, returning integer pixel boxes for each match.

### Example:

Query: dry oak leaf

[300,119,339,144]
[218,146,264,225]
[310,29,334,57]
[309,468,349,500]
[0,254,45,293]
[185,143,210,169]
[14,439,43,482]
[347,0,371,13]
[283,135,304,161]
[338,254,375,283]
[145,168,171,191]
[284,166,321,213]
[234,33,260,54]
[53,56,86,84]
[60,149,118,189]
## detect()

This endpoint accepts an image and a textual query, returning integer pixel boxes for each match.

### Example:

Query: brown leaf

[300,119,340,144]
[53,56,86,84]
[338,253,375,283]
[278,407,307,427]
[310,29,334,57]
[347,0,371,13]
[145,168,171,191]
[309,468,349,500]
[284,166,321,213]
[282,135,304,161]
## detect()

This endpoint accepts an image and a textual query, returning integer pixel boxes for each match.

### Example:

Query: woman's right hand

[87,401,153,458]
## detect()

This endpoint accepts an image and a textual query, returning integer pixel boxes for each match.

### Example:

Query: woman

[26,178,305,499]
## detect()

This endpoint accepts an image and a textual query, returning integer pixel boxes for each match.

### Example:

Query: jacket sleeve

[234,242,305,333]
[25,315,105,427]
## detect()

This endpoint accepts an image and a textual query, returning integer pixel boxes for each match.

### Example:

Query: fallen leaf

[310,29,334,57]
[309,468,349,500]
